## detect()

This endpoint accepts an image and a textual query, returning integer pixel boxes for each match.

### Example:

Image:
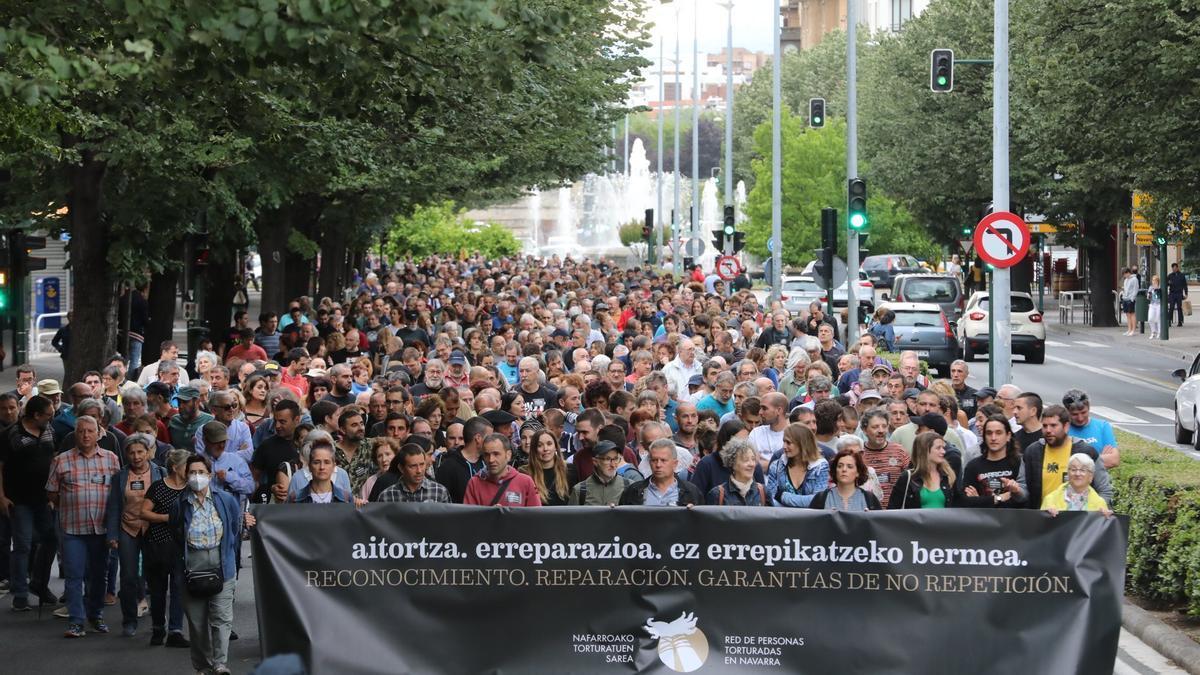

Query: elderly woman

[1042,453,1113,517]
[810,448,883,511]
[705,438,771,506]
[106,433,166,637]
[766,423,830,507]
[777,348,812,401]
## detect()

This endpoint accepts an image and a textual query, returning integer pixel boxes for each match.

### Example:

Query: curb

[1122,600,1200,674]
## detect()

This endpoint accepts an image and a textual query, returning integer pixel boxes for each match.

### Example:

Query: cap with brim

[551,328,570,338]
[202,420,228,444]
[976,387,998,400]
[305,368,328,378]
[687,374,704,387]
[593,440,621,456]
[871,364,893,375]
[263,361,281,372]
[909,413,948,436]
[448,351,468,366]
[859,389,882,401]
[902,388,922,400]
[36,379,62,396]
[481,409,519,426]
[176,386,201,401]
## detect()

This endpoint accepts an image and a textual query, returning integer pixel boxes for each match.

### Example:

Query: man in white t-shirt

[747,392,789,468]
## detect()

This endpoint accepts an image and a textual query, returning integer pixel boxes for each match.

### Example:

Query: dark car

[878,302,960,377]
[862,254,923,289]
[887,274,965,325]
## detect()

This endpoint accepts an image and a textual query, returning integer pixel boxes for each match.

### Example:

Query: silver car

[779,275,826,314]
[1173,353,1200,450]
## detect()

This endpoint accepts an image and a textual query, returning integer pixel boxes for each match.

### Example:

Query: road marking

[1136,406,1177,421]
[1044,355,1177,394]
[1089,406,1149,425]
[1045,340,1069,347]
[1074,340,1109,348]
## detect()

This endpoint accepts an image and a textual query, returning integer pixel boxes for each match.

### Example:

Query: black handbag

[184,567,225,597]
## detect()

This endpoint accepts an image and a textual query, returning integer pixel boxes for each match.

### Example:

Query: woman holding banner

[295,444,352,503]
[887,431,957,510]
[522,428,575,506]
[809,449,883,511]
[766,423,829,508]
[960,415,1027,508]
[705,438,770,506]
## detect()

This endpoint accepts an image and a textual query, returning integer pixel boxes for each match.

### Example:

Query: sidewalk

[1046,303,1200,365]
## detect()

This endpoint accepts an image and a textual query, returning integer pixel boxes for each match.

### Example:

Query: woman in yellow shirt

[1041,453,1113,517]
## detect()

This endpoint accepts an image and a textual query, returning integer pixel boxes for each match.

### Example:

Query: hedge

[1110,429,1200,615]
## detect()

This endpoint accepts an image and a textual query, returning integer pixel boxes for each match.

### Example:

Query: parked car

[1173,354,1200,449]
[877,302,960,377]
[861,254,923,289]
[778,275,826,315]
[831,271,876,315]
[886,273,965,325]
[957,291,1046,363]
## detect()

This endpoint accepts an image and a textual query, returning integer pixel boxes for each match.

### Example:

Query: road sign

[973,211,1030,269]
[1134,233,1155,247]
[1028,222,1058,234]
[715,255,741,281]
[1132,191,1152,232]
[766,237,775,252]
[683,237,705,258]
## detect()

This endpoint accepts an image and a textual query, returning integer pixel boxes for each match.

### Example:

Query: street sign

[1132,191,1152,232]
[1028,222,1058,234]
[766,237,775,252]
[1134,233,1154,247]
[683,237,705,258]
[715,255,741,281]
[973,211,1030,269]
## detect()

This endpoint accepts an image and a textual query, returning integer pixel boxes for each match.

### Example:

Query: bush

[384,201,520,260]
[618,220,645,247]
[1110,430,1200,615]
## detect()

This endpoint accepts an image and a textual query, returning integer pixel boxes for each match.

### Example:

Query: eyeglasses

[214,403,239,410]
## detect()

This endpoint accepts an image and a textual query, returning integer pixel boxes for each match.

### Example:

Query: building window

[891,0,912,31]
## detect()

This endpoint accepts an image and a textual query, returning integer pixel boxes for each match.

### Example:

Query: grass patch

[1110,429,1200,616]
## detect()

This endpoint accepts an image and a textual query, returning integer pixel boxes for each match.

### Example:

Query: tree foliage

[383,202,520,260]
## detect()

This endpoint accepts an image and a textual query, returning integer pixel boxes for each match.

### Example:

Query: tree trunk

[145,263,181,364]
[202,251,237,343]
[318,223,346,301]
[1085,221,1119,327]
[256,208,291,316]
[63,148,116,385]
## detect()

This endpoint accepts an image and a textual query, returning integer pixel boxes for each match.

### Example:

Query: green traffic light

[813,116,822,125]
[937,76,948,86]
[850,213,866,229]
[723,224,735,236]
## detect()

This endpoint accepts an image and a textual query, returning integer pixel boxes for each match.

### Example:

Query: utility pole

[721,1,734,214]
[672,3,682,279]
[691,0,700,249]
[991,0,1012,385]
[769,0,782,299]
[623,114,630,176]
[846,0,860,345]
[657,31,666,266]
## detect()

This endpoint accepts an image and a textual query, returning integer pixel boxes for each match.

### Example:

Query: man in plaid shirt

[377,445,450,503]
[46,415,120,638]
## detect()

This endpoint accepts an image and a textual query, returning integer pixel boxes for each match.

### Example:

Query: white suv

[957,291,1046,364]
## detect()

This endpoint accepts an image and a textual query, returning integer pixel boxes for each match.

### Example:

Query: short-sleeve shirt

[1068,418,1116,453]
[46,447,121,536]
[145,479,185,544]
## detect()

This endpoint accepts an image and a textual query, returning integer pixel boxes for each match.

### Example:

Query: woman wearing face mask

[139,448,191,647]
[174,455,254,675]
[106,434,166,638]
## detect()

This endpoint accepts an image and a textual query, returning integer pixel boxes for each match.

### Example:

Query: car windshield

[901,278,957,302]
[783,280,822,293]
[978,296,1036,312]
[892,311,943,328]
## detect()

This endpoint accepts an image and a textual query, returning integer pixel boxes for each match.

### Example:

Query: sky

[643,0,778,56]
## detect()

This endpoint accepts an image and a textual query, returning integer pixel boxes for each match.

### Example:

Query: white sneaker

[53,606,70,618]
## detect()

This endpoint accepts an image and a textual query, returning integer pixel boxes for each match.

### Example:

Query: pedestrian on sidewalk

[1148,274,1162,340]
[1121,268,1139,336]
[1167,262,1188,327]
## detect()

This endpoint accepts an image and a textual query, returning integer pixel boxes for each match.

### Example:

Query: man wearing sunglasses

[1062,389,1119,469]
[194,391,254,464]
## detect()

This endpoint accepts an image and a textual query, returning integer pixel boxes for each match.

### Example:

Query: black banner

[251,505,1127,674]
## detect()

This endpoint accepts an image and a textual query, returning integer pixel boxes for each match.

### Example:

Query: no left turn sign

[973,211,1030,269]
[716,255,741,281]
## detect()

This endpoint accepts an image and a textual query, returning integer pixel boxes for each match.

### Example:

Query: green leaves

[383,201,521,260]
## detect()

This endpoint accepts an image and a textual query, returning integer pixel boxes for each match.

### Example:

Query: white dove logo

[644,611,709,672]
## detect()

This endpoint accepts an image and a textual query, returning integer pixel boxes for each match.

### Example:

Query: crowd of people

[0,253,1120,673]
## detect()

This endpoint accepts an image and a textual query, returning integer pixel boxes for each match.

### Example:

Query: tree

[382,202,520,261]
[742,116,935,269]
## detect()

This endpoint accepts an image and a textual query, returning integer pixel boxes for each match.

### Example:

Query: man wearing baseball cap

[167,387,213,449]
[200,421,254,511]
[567,441,629,506]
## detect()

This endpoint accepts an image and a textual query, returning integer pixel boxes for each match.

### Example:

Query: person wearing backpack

[705,438,771,506]
[569,441,630,506]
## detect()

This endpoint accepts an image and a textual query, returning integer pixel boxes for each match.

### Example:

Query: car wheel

[1176,409,1194,445]
[1027,347,1045,364]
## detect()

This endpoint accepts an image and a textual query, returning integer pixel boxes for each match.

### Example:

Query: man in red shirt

[223,328,268,365]
[463,434,540,507]
[279,348,310,398]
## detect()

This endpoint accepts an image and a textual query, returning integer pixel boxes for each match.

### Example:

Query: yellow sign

[1132,191,1152,232]
[1134,233,1155,246]
[1028,222,1058,234]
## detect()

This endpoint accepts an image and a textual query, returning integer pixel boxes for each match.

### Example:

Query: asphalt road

[965,323,1200,461]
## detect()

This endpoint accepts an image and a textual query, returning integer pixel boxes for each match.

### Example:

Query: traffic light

[643,208,654,242]
[14,232,47,273]
[192,230,210,267]
[809,98,826,128]
[0,268,8,312]
[848,178,868,231]
[930,49,954,92]
[731,231,745,253]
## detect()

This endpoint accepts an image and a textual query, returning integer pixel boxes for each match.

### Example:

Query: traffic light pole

[722,0,734,254]
[1160,241,1169,341]
[769,0,782,301]
[991,0,1012,386]
[845,0,860,345]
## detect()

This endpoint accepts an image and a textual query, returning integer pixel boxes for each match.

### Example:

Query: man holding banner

[462,434,540,507]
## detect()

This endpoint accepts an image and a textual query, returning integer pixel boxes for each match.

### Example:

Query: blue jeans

[129,338,144,372]
[61,533,107,624]
[9,503,57,600]
[116,530,145,629]
[0,511,11,582]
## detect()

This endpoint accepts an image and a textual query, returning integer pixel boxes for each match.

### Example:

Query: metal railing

[30,311,68,357]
